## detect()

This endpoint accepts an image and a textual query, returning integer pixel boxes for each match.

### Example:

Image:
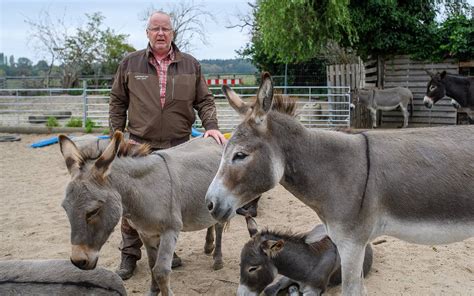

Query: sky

[0,0,252,63]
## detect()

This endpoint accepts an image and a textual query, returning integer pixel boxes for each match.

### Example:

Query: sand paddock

[0,133,472,295]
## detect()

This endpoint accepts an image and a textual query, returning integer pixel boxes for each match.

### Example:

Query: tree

[25,8,69,86]
[254,0,355,63]
[16,58,33,76]
[26,10,135,87]
[140,0,215,53]
[9,55,15,68]
[348,0,440,59]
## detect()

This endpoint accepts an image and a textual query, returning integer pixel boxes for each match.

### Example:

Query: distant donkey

[238,216,373,296]
[59,133,226,296]
[351,87,414,128]
[424,70,474,121]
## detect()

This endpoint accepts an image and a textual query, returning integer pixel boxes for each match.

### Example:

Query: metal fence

[0,84,351,132]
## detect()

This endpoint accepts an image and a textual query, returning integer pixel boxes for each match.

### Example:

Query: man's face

[146,13,174,55]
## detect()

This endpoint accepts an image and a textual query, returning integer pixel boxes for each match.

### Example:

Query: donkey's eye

[429,85,436,91]
[232,152,248,162]
[86,207,101,221]
[247,266,260,273]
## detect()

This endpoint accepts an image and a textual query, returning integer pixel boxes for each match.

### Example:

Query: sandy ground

[0,133,473,295]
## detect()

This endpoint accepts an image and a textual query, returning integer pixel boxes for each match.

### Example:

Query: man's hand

[204,129,227,145]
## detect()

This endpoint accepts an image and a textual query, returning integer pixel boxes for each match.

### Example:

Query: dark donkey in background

[59,133,227,296]
[205,72,474,295]
[351,86,414,128]
[238,216,373,296]
[424,70,474,121]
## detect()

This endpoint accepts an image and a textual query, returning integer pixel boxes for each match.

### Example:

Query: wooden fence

[327,55,462,128]
[381,56,458,128]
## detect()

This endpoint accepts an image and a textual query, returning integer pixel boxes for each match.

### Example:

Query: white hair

[147,11,174,30]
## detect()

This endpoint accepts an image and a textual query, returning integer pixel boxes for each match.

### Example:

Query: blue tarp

[31,135,110,148]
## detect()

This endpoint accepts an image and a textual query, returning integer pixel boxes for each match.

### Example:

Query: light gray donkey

[205,72,474,295]
[0,259,126,295]
[59,132,225,296]
[238,216,373,296]
[351,87,414,128]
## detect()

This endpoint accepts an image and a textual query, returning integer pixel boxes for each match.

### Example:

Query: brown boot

[115,255,138,280]
[172,252,182,268]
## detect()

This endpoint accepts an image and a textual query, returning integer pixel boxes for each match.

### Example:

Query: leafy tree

[34,60,50,75]
[348,0,440,59]
[16,58,33,76]
[255,0,355,63]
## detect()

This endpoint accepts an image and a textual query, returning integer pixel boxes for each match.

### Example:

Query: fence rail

[0,86,351,132]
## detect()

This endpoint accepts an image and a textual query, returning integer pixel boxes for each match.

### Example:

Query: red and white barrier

[206,78,243,85]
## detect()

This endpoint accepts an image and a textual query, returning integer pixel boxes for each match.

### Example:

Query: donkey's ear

[256,72,273,113]
[425,70,435,78]
[93,131,123,179]
[440,70,447,78]
[245,216,258,237]
[222,85,249,115]
[59,134,82,176]
[261,239,284,257]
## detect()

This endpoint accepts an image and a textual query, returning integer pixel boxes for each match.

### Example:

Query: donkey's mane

[271,94,297,117]
[78,139,151,165]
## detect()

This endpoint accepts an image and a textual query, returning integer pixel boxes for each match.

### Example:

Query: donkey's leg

[204,226,215,255]
[141,235,161,296]
[369,108,377,128]
[400,105,409,128]
[212,223,224,270]
[337,241,367,296]
[153,230,180,296]
[263,274,295,296]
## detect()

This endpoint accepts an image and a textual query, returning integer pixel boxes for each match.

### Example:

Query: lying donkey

[59,132,226,296]
[238,216,373,296]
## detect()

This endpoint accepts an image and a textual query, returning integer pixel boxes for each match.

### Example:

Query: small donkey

[238,216,373,296]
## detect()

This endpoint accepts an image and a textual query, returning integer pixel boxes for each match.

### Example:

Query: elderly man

[109,11,228,280]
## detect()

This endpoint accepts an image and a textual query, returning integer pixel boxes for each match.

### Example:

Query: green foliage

[437,14,474,60]
[65,117,83,127]
[256,0,355,63]
[45,116,59,128]
[85,118,97,133]
[102,128,110,135]
[348,0,440,59]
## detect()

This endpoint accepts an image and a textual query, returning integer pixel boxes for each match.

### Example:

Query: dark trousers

[120,218,143,260]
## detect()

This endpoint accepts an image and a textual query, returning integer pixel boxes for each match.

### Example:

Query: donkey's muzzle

[70,244,98,270]
[70,256,98,270]
[423,96,433,109]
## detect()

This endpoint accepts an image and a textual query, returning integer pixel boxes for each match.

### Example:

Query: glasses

[147,27,173,34]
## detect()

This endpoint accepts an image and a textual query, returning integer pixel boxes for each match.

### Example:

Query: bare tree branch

[140,0,215,53]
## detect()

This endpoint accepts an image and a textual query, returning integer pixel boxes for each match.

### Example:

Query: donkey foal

[238,217,373,296]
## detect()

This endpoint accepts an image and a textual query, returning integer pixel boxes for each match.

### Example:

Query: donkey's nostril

[71,258,88,269]
[207,201,214,211]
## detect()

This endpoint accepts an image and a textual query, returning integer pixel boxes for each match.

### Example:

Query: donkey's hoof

[204,245,215,255]
[213,260,224,270]
[147,289,159,296]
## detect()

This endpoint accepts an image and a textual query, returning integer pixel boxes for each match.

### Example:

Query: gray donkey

[351,87,413,128]
[0,259,126,295]
[238,216,373,296]
[205,73,474,295]
[59,132,225,296]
